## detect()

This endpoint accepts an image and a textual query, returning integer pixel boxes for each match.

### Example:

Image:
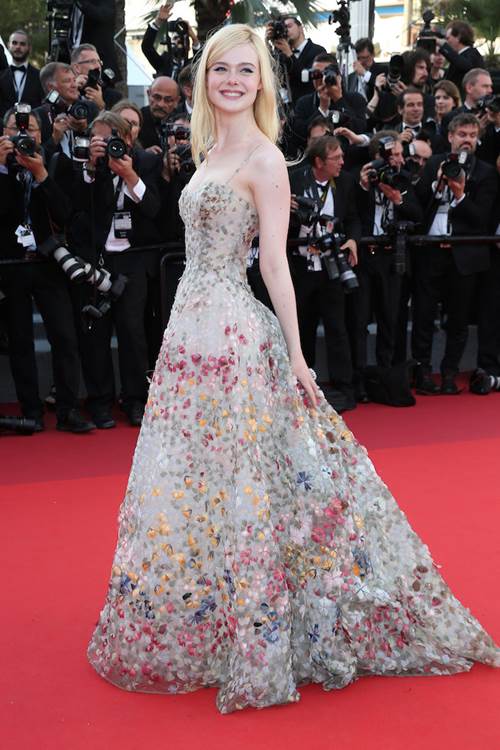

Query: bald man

[139,76,182,153]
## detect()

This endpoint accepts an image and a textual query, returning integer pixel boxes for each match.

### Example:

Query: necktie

[11,65,27,73]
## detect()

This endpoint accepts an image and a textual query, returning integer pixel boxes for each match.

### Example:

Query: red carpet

[1,393,500,750]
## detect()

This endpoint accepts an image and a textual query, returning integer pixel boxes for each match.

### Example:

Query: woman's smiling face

[206,43,262,114]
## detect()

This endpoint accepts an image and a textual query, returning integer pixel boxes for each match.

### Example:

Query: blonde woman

[88,23,499,713]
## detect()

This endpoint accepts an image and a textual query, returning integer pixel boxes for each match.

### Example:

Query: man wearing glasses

[139,76,182,154]
[0,29,44,117]
[71,43,122,111]
[288,135,361,412]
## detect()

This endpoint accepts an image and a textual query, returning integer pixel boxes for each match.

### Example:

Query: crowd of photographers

[0,5,499,434]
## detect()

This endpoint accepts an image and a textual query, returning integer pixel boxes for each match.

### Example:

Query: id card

[15,224,36,251]
[113,211,132,239]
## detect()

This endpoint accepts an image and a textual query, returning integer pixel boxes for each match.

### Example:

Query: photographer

[413,113,497,394]
[391,87,446,153]
[0,106,93,433]
[266,16,326,105]
[141,3,200,80]
[476,96,500,167]
[36,62,99,160]
[69,111,161,427]
[0,30,44,117]
[350,131,422,398]
[288,135,360,411]
[292,53,367,153]
[436,21,485,91]
[138,76,181,153]
[71,43,122,111]
[347,38,387,101]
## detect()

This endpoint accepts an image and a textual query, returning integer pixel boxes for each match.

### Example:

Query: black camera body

[383,54,404,92]
[269,19,287,41]
[8,104,36,158]
[314,216,359,292]
[167,18,189,35]
[106,129,127,159]
[166,123,190,141]
[477,94,500,116]
[441,150,470,181]
[45,89,67,116]
[294,195,320,226]
[174,143,195,175]
[416,10,445,55]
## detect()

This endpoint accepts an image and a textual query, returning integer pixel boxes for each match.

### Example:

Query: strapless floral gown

[88,180,499,713]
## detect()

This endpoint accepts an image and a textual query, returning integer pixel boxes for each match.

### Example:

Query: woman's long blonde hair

[190,24,281,166]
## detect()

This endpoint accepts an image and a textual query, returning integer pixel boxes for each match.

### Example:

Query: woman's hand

[291,352,318,408]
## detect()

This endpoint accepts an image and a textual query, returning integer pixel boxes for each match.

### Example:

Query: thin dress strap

[226,143,264,185]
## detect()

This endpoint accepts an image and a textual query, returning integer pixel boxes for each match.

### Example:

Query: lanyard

[113,177,124,211]
[20,170,34,226]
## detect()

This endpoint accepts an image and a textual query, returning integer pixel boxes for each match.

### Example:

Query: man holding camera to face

[0,105,93,433]
[292,53,367,154]
[141,3,201,80]
[71,43,122,112]
[413,113,497,395]
[139,76,182,153]
[350,131,422,401]
[35,62,99,161]
[288,135,361,412]
[265,16,326,105]
[70,112,161,427]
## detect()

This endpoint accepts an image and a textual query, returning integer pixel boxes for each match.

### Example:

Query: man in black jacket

[36,62,99,160]
[291,53,367,154]
[413,113,497,394]
[436,21,485,91]
[266,16,326,105]
[0,30,44,117]
[70,111,161,427]
[139,76,182,153]
[141,3,201,80]
[71,43,122,111]
[347,38,387,102]
[0,107,93,432]
[288,135,361,411]
[349,131,423,399]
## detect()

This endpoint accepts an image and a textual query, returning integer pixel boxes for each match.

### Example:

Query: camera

[174,143,195,175]
[477,94,500,115]
[383,54,404,92]
[73,134,91,162]
[441,151,469,181]
[269,19,288,41]
[367,136,409,190]
[45,89,67,115]
[167,18,189,35]
[294,195,320,226]
[166,123,190,141]
[314,217,359,292]
[416,10,445,55]
[8,104,36,157]
[300,68,324,84]
[67,100,89,121]
[105,130,127,159]
[84,67,116,91]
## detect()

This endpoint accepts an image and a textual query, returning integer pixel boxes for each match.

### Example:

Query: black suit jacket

[141,25,195,78]
[0,44,7,72]
[291,90,367,151]
[288,165,362,251]
[355,174,423,239]
[0,63,45,117]
[347,62,388,101]
[34,99,100,160]
[476,124,500,167]
[278,39,327,103]
[416,152,498,274]
[69,148,161,274]
[440,44,485,91]
[138,106,165,150]
[0,153,73,260]
[78,0,119,79]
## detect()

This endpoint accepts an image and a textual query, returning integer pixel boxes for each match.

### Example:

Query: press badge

[15,224,36,251]
[113,211,132,239]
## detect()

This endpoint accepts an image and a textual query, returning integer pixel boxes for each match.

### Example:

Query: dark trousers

[477,248,500,375]
[292,258,353,391]
[347,248,401,375]
[76,260,149,412]
[2,261,80,418]
[393,272,413,365]
[412,246,476,375]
